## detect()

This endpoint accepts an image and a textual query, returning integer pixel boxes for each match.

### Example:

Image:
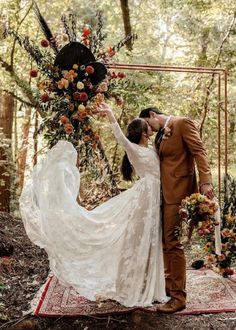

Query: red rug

[34,269,236,316]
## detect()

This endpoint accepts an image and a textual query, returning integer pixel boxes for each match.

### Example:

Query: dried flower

[73,91,80,100]
[30,69,38,78]
[115,95,124,106]
[82,135,90,142]
[78,111,88,119]
[64,70,77,82]
[79,92,88,102]
[85,65,95,74]
[40,93,50,102]
[221,228,231,238]
[64,123,74,134]
[224,268,234,276]
[57,78,69,89]
[107,46,115,57]
[38,79,51,90]
[40,39,49,47]
[217,254,226,261]
[96,81,108,93]
[60,115,69,125]
[82,27,91,37]
[117,72,126,78]
[76,81,84,90]
[179,208,188,219]
[73,64,79,70]
[69,103,75,112]
[205,254,217,264]
[225,214,235,224]
[78,104,86,112]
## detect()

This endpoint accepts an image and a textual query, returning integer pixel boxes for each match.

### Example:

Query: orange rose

[57,78,69,89]
[64,124,74,134]
[60,116,69,125]
[82,135,90,142]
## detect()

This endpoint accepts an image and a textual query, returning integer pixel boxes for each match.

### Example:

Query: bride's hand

[97,102,116,124]
[97,102,112,115]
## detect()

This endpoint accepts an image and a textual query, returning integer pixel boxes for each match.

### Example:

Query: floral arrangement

[203,175,236,277]
[179,192,219,229]
[5,4,136,170]
[180,177,236,278]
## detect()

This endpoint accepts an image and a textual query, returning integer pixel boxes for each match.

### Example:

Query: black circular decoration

[54,42,107,85]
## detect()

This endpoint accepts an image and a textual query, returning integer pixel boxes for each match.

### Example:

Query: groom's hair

[139,107,164,118]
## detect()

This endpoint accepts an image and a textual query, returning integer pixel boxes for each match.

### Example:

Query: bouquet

[179,193,219,240]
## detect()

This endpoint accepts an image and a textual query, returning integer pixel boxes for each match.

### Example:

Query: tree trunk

[17,105,32,193]
[0,93,14,212]
[120,0,133,51]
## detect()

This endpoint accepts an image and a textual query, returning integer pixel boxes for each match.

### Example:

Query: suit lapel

[158,116,174,155]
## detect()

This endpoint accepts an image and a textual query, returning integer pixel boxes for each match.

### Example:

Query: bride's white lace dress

[19,122,168,307]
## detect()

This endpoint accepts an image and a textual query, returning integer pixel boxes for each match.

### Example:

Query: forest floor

[0,211,236,330]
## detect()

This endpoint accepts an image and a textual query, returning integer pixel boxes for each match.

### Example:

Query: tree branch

[0,89,33,107]
[0,56,35,103]
[10,2,33,70]
[199,12,236,136]
[0,56,12,72]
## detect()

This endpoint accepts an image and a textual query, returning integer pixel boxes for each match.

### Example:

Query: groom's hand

[200,183,214,199]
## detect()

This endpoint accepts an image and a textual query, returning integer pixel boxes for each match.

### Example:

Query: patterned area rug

[34,269,236,316]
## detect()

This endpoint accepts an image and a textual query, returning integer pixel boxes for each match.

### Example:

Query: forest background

[0,0,236,214]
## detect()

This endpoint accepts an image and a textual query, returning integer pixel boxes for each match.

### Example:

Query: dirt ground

[0,211,236,330]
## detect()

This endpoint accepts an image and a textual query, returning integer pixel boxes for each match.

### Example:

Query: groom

[139,107,214,313]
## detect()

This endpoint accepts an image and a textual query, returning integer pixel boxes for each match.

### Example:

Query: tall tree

[120,0,132,51]
[0,93,14,212]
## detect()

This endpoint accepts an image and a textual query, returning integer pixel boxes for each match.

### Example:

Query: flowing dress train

[19,122,168,307]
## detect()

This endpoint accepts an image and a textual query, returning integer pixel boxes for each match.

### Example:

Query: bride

[19,102,169,307]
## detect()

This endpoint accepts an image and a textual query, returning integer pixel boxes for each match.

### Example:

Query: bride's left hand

[97,103,116,124]
[97,102,112,115]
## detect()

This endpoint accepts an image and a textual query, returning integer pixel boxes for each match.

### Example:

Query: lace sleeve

[110,122,136,153]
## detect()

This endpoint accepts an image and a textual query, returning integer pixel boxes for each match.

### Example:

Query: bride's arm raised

[97,103,135,153]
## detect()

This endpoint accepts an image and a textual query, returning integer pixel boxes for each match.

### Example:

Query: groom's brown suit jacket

[156,116,212,205]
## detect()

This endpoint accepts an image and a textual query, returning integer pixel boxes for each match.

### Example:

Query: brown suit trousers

[157,116,212,303]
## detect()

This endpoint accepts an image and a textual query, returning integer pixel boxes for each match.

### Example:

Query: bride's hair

[121,118,148,181]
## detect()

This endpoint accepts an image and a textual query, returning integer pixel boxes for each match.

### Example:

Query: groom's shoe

[156,298,186,313]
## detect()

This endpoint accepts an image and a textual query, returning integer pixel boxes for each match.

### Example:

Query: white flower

[78,104,86,112]
[77,81,84,90]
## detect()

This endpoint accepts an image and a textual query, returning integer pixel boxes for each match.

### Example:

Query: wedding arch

[109,63,228,199]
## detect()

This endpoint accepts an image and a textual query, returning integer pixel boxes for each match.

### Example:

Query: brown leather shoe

[155,298,186,313]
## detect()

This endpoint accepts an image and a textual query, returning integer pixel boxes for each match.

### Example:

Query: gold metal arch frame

[109,63,228,199]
